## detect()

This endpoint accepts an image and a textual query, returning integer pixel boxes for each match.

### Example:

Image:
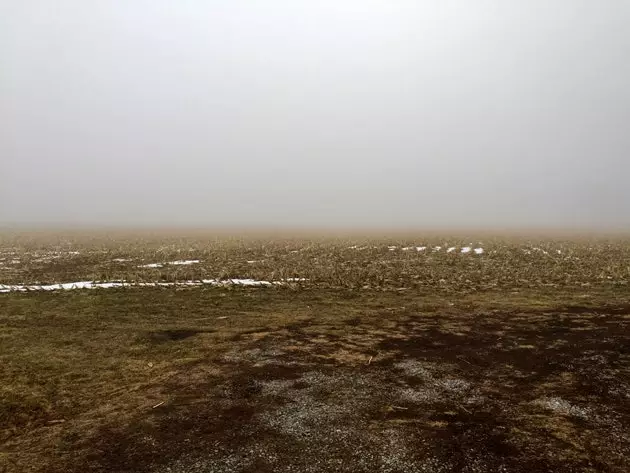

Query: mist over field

[2,0,630,229]
[3,4,630,472]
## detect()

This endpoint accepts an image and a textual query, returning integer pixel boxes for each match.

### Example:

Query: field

[1,230,630,473]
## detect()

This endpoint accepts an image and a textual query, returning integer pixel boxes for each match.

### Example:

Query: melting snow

[0,281,127,292]
[446,247,456,253]
[534,397,590,419]
[0,278,306,293]
[138,260,200,268]
[461,247,472,254]
[474,248,484,255]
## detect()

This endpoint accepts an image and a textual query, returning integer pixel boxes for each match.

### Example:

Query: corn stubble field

[1,231,630,473]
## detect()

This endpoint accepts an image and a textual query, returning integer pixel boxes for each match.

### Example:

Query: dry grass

[1,230,628,291]
[1,231,630,472]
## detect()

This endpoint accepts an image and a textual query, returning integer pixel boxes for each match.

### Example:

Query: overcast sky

[2,1,629,229]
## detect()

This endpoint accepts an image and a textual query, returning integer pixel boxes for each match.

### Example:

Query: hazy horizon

[3,1,630,229]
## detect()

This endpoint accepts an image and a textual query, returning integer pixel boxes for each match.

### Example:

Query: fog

[2,1,629,229]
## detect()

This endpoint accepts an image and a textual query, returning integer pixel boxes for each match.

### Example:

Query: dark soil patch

[146,329,214,343]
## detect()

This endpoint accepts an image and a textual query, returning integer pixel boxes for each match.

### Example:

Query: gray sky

[2,1,629,229]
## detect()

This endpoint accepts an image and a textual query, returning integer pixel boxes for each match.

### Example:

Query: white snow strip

[0,278,307,293]
[205,279,272,287]
[0,281,124,292]
[138,260,200,268]
[474,248,484,255]
[447,247,456,253]
[402,247,413,251]
[169,260,201,265]
[433,246,442,251]
[416,246,427,252]
[113,258,132,263]
[461,247,472,254]
[388,246,397,251]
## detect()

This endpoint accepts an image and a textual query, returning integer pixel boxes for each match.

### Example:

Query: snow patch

[138,259,200,268]
[170,260,201,266]
[534,397,590,419]
[0,277,307,293]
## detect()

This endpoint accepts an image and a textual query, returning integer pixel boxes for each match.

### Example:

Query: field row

[1,237,628,290]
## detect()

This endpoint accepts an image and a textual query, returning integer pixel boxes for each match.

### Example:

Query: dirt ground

[2,288,630,473]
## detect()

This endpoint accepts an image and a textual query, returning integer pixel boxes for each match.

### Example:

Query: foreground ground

[2,285,630,473]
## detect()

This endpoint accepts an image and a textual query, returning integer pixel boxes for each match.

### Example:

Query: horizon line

[2,223,630,238]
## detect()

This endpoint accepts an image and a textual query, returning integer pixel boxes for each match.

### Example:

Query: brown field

[1,231,630,472]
